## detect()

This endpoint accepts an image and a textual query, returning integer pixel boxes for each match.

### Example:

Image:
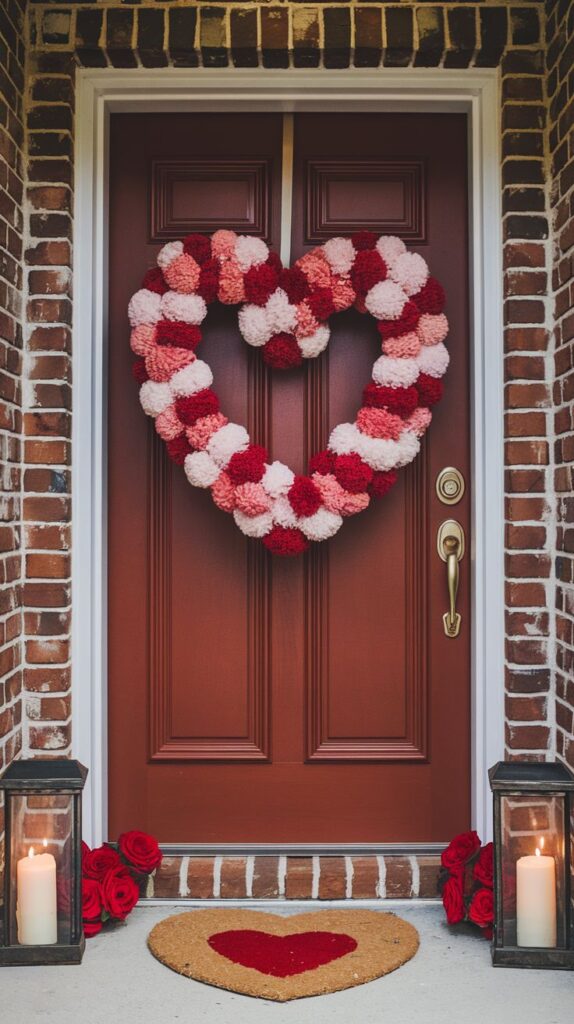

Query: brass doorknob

[437,520,465,638]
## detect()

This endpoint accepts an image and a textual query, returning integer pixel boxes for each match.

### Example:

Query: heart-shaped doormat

[147,909,419,1001]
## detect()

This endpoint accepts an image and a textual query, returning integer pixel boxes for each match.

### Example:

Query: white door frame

[72,68,505,848]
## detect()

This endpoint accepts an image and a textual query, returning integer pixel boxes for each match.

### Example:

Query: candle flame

[535,847,541,858]
[28,847,34,859]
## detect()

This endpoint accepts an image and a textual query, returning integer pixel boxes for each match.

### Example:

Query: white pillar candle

[17,845,58,945]
[516,845,557,948]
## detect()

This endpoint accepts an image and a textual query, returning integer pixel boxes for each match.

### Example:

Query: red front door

[107,111,470,843]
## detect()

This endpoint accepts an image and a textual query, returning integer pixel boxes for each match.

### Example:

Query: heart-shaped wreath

[128,230,449,556]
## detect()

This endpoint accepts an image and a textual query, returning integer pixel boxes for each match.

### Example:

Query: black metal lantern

[489,760,574,970]
[0,758,87,965]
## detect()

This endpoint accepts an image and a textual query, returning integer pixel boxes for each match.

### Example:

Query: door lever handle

[437,520,465,639]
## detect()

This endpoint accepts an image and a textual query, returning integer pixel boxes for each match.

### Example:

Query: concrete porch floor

[2,903,572,1024]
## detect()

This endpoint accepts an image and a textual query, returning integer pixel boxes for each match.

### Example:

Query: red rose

[118,830,163,874]
[83,844,122,881]
[101,866,140,921]
[442,873,465,925]
[468,887,494,929]
[473,842,494,888]
[441,830,481,871]
[82,877,103,938]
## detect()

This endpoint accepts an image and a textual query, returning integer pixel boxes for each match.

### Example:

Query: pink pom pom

[312,473,370,517]
[405,407,432,437]
[163,253,201,294]
[155,405,183,441]
[130,324,157,357]
[211,230,238,261]
[186,412,228,450]
[297,250,332,288]
[356,406,404,440]
[145,347,194,383]
[211,471,237,512]
[382,331,421,358]
[218,260,246,304]
[417,312,449,346]
[295,301,320,339]
[234,482,272,517]
[331,277,356,311]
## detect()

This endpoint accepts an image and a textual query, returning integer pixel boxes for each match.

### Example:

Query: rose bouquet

[438,830,494,939]
[81,831,162,937]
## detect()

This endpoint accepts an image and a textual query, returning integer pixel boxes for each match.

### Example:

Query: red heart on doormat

[207,928,357,977]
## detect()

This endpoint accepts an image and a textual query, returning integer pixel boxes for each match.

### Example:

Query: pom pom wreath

[233,508,273,538]
[207,422,250,467]
[130,324,156,357]
[227,444,268,485]
[234,482,272,517]
[288,475,323,518]
[166,435,192,465]
[146,346,194,383]
[323,237,355,276]
[139,380,172,417]
[186,412,228,450]
[218,260,246,304]
[155,405,183,441]
[376,235,407,265]
[369,469,398,498]
[417,341,449,378]
[389,251,429,296]
[211,229,237,260]
[351,230,377,251]
[413,276,445,315]
[307,287,336,321]
[266,289,298,334]
[299,508,343,542]
[309,449,335,476]
[197,259,220,303]
[163,253,201,294]
[298,325,330,359]
[356,406,404,441]
[417,312,449,347]
[169,359,213,398]
[333,452,373,493]
[365,280,407,321]
[377,300,420,340]
[297,250,332,288]
[211,471,236,513]
[394,430,420,467]
[132,359,148,384]
[278,267,310,304]
[406,406,432,437]
[235,235,269,272]
[157,240,183,270]
[382,332,421,359]
[156,320,202,351]
[295,301,320,339]
[355,433,402,473]
[372,354,419,389]
[416,373,443,406]
[183,233,212,265]
[271,496,298,529]
[362,381,420,417]
[161,291,207,325]
[312,473,370,517]
[175,388,219,426]
[238,304,272,347]
[184,451,220,488]
[331,277,356,311]
[263,333,302,369]
[263,526,309,557]
[142,267,168,295]
[244,263,279,306]
[128,289,162,327]
[328,422,363,456]
[261,461,294,497]
[351,250,387,295]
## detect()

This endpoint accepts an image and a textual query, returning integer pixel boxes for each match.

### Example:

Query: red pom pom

[288,475,322,517]
[333,453,373,494]
[350,250,387,295]
[351,231,377,251]
[132,359,148,384]
[307,287,336,321]
[156,321,202,351]
[413,276,445,315]
[309,449,335,476]
[244,263,279,306]
[166,435,193,465]
[142,267,168,295]
[363,382,419,417]
[369,469,398,498]
[175,388,219,426]
[279,267,310,304]
[227,444,268,485]
[182,233,212,265]
[377,300,420,340]
[263,333,302,369]
[416,373,443,407]
[197,259,220,303]
[266,252,283,275]
[263,526,309,557]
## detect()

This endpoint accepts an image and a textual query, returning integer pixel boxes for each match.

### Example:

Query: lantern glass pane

[8,792,76,947]
[500,793,566,949]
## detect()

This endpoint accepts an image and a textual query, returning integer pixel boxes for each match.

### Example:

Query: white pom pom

[128,289,162,327]
[161,292,207,325]
[389,252,429,296]
[376,235,407,266]
[356,433,401,472]
[261,461,294,498]
[238,304,273,347]
[271,496,298,528]
[266,289,298,334]
[234,235,269,272]
[328,422,363,456]
[372,355,419,388]
[157,240,183,271]
[394,430,420,467]
[207,423,250,467]
[169,359,213,398]
[417,342,450,378]
[184,451,220,488]
[298,325,330,359]
[139,380,172,418]
[299,508,342,542]
[365,280,407,321]
[322,237,356,276]
[233,509,273,538]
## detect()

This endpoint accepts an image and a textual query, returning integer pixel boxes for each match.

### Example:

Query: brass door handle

[437,520,465,638]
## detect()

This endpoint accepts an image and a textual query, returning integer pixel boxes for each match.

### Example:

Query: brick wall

[0,0,25,882]
[546,0,574,772]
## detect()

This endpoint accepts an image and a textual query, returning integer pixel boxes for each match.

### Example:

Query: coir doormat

[147,908,419,1001]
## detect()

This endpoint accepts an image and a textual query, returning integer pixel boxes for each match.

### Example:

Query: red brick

[318,857,346,899]
[187,857,214,898]
[385,857,413,897]
[220,857,247,898]
[285,857,313,899]
[251,856,280,898]
[351,856,379,898]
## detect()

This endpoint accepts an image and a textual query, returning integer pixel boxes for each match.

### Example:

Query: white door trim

[72,68,505,847]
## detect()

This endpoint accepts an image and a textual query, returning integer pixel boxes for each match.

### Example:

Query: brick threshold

[149,854,441,900]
